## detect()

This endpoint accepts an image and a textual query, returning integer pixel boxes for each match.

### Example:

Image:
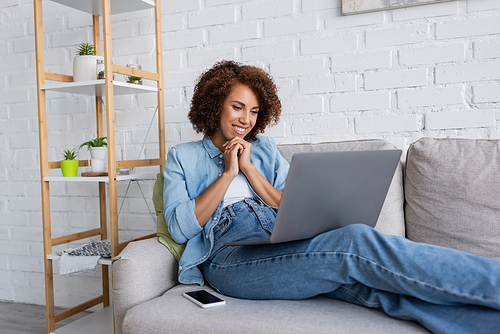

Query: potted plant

[79,137,107,173]
[73,42,103,82]
[125,63,143,85]
[96,59,114,80]
[127,74,143,85]
[97,59,105,79]
[60,148,79,177]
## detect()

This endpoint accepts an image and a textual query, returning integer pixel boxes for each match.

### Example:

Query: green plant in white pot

[79,137,107,173]
[73,43,103,82]
[60,148,79,177]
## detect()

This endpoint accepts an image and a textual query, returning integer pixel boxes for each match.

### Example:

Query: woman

[163,60,500,334]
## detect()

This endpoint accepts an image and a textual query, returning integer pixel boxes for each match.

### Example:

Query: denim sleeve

[163,147,202,244]
[270,138,289,192]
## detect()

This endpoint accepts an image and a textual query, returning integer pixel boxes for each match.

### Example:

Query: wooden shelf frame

[33,0,165,333]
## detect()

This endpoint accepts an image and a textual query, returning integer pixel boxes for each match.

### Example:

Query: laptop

[224,149,402,246]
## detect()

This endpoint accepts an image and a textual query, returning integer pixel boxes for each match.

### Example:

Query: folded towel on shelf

[58,241,111,276]
[59,253,101,276]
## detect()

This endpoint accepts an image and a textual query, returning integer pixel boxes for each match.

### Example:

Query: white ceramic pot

[89,147,106,172]
[90,147,106,159]
[73,55,104,82]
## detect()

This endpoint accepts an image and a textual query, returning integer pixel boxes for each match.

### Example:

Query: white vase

[73,55,104,82]
[89,147,106,173]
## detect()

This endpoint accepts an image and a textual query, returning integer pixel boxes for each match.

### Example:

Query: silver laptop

[224,149,402,246]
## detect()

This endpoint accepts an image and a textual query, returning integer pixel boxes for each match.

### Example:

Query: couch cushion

[123,285,429,334]
[278,139,405,237]
[405,137,500,260]
[153,173,186,262]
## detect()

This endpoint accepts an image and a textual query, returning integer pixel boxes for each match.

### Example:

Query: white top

[223,172,254,208]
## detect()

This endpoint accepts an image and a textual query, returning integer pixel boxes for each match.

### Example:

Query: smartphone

[183,290,226,308]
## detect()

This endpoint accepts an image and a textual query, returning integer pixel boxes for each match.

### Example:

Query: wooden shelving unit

[32,0,165,333]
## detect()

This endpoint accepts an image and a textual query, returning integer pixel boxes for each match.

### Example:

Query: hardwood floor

[0,301,90,334]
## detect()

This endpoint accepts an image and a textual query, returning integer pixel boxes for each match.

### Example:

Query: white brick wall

[331,51,391,72]
[242,40,294,61]
[300,35,358,55]
[364,69,427,90]
[264,15,318,37]
[271,58,325,77]
[0,0,499,307]
[436,62,500,84]
[331,91,391,112]
[426,109,496,130]
[243,0,293,20]
[210,22,260,43]
[188,7,236,28]
[355,114,419,134]
[436,17,500,40]
[398,44,465,66]
[398,87,463,108]
[366,25,429,48]
[473,84,500,103]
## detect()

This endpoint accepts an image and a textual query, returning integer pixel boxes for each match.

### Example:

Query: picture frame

[341,0,454,16]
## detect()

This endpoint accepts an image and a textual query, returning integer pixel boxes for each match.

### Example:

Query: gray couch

[112,138,500,334]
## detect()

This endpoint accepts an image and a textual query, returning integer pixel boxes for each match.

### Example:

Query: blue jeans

[203,199,500,334]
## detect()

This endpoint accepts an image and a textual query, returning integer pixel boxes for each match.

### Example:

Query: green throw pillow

[153,173,186,262]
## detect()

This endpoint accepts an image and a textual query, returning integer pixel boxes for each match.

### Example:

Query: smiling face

[210,83,260,151]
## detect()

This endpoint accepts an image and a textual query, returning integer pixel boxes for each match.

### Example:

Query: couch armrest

[112,237,178,334]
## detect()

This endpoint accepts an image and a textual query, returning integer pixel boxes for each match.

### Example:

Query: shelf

[47,253,112,266]
[35,0,165,331]
[41,80,157,96]
[44,172,156,183]
[51,306,113,334]
[49,0,154,16]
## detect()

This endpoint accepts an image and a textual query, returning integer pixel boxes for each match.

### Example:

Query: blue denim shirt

[163,135,290,285]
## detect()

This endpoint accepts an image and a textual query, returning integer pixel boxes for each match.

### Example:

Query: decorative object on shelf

[73,42,103,82]
[79,137,107,173]
[116,131,134,175]
[81,171,108,177]
[117,168,133,175]
[60,148,79,177]
[125,63,143,85]
[96,59,105,79]
[96,59,114,80]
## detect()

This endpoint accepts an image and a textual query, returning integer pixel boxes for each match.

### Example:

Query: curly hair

[189,60,281,141]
